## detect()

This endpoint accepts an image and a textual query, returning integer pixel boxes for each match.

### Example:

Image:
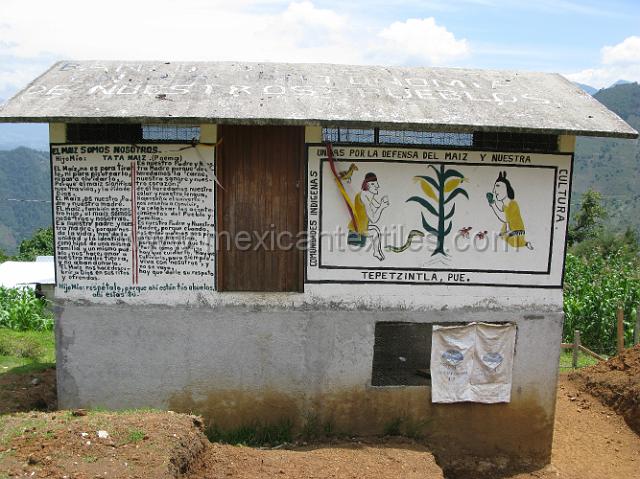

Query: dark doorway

[216,125,304,292]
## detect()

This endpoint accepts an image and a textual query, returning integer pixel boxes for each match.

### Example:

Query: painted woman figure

[349,172,390,261]
[487,171,533,250]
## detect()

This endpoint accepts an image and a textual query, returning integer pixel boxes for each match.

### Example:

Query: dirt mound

[1,379,639,479]
[569,344,640,434]
[0,367,57,413]
[189,438,444,479]
[0,411,208,478]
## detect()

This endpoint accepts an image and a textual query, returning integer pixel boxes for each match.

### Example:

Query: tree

[571,226,640,263]
[567,189,607,246]
[14,226,54,261]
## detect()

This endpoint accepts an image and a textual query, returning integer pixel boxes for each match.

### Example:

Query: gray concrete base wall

[56,302,563,471]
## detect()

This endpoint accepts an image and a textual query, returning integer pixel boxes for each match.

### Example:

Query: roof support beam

[305,126,322,143]
[558,135,576,153]
[200,124,217,143]
[49,123,66,143]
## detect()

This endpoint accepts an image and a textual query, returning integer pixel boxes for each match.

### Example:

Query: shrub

[0,287,54,331]
[14,227,54,262]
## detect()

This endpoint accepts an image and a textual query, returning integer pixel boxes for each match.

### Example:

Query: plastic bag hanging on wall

[430,322,516,403]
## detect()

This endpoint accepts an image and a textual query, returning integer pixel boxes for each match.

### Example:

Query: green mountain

[573,82,640,234]
[0,148,51,254]
[574,82,597,95]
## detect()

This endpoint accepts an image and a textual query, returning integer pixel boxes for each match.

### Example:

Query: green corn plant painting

[407,165,469,256]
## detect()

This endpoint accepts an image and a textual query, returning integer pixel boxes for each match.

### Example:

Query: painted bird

[475,230,488,240]
[339,163,359,183]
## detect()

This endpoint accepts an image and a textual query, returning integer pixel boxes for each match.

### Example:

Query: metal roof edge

[553,73,639,138]
[0,61,637,139]
[0,115,636,139]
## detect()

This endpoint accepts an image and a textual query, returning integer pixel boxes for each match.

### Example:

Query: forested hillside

[573,82,640,235]
[0,148,51,254]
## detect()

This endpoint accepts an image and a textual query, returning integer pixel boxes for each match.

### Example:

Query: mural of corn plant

[407,165,469,256]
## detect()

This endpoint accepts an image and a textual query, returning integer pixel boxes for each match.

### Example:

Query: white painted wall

[49,124,571,310]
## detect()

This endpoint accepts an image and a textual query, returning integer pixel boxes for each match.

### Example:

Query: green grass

[87,407,159,415]
[383,417,403,436]
[0,418,49,445]
[558,350,601,370]
[205,419,293,447]
[0,328,55,374]
[127,429,146,443]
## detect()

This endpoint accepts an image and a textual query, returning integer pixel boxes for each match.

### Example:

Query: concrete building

[0,61,637,475]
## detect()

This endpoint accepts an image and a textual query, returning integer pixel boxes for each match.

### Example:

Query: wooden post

[634,308,640,346]
[617,307,625,354]
[572,330,580,369]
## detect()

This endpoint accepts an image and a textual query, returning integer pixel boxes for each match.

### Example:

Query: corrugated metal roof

[0,261,55,288]
[0,61,637,138]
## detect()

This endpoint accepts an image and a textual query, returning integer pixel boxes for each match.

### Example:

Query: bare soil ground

[569,343,640,434]
[511,374,640,479]
[0,411,207,478]
[1,367,639,478]
[0,367,56,414]
[190,439,444,479]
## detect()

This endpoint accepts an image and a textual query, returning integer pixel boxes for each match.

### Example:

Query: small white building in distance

[0,256,55,300]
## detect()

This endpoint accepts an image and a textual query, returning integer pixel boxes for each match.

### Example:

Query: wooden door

[217,125,304,292]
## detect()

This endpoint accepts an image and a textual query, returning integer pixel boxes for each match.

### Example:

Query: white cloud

[246,1,361,64]
[373,18,470,65]
[602,36,640,65]
[0,1,472,96]
[0,1,353,62]
[566,36,640,88]
[565,65,640,90]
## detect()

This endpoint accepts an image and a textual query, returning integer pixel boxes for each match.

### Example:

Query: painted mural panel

[51,143,215,300]
[306,145,571,287]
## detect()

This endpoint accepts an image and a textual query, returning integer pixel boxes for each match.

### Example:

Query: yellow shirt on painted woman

[501,200,527,248]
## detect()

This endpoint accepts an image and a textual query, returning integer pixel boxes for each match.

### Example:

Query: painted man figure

[349,172,390,261]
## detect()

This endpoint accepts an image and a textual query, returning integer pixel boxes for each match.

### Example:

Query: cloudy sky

[1,0,639,99]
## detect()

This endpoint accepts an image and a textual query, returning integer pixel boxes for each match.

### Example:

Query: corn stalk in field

[407,165,468,256]
[0,287,54,331]
[563,253,640,355]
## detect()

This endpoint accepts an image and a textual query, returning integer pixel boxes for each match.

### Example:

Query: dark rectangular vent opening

[372,322,432,386]
[66,123,143,143]
[323,128,375,143]
[473,131,558,152]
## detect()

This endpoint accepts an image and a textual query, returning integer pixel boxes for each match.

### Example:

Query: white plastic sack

[431,322,516,404]
[430,323,476,403]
